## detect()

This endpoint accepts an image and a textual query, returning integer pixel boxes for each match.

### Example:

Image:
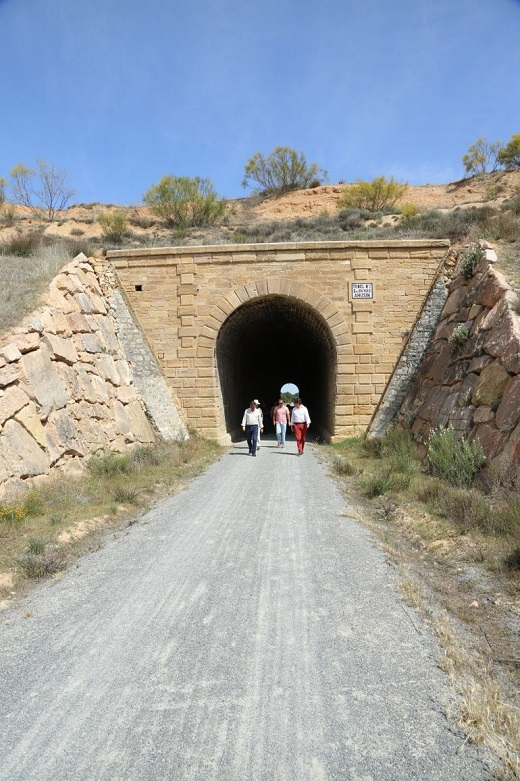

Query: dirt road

[0,438,492,780]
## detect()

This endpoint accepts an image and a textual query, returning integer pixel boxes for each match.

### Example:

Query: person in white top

[290,398,311,455]
[241,400,264,456]
[254,399,263,449]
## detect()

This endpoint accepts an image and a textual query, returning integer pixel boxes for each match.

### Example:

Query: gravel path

[0,439,492,780]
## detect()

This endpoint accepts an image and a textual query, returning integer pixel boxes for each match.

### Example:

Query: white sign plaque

[352,282,373,300]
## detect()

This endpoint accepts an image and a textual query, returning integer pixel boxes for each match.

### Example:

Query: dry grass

[0,436,222,601]
[323,433,520,779]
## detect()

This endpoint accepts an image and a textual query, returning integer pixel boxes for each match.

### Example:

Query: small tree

[242,146,327,196]
[337,176,408,212]
[9,160,75,220]
[98,210,128,244]
[462,137,503,176]
[143,175,226,229]
[498,133,520,170]
[0,177,6,206]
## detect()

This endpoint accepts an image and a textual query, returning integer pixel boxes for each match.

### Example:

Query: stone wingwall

[401,243,520,468]
[0,255,160,500]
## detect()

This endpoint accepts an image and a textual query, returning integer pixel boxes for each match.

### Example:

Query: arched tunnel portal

[216,295,338,442]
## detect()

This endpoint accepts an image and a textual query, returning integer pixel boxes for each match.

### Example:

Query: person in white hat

[241,400,264,456]
[253,400,263,449]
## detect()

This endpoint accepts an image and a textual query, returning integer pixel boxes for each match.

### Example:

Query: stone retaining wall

[401,243,520,468]
[0,255,159,500]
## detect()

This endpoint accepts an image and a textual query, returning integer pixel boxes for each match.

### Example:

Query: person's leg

[294,423,303,454]
[280,423,286,446]
[276,422,282,446]
[300,423,308,453]
[245,425,253,453]
[251,425,258,455]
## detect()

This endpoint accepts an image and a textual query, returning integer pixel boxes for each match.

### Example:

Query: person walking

[241,400,264,456]
[272,398,291,448]
[290,398,311,456]
[254,400,263,449]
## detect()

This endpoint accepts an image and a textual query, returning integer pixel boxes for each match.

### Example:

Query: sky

[1,0,519,206]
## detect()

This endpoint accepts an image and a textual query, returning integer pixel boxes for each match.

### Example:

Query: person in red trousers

[290,398,311,456]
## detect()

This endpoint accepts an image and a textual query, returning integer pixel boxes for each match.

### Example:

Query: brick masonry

[108,240,449,444]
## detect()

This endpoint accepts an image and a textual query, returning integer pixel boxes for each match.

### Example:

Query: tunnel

[216,295,337,443]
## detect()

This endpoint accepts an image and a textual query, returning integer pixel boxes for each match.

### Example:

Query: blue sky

[1,0,519,205]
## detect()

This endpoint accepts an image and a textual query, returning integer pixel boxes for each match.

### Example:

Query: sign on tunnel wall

[108,240,449,444]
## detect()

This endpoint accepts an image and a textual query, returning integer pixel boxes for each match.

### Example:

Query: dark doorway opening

[216,295,337,442]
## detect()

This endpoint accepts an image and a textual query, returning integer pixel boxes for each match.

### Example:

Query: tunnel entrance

[216,295,337,442]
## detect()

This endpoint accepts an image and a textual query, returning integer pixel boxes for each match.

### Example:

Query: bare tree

[10,160,75,220]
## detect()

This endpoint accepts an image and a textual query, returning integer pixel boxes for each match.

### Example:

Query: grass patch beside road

[0,436,222,604]
[323,428,520,780]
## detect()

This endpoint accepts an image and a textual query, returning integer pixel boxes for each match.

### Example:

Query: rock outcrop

[401,243,520,468]
[0,255,157,499]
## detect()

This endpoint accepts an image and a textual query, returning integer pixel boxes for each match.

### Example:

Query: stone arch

[199,278,351,443]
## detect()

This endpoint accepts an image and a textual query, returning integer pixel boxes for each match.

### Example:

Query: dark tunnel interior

[216,295,337,442]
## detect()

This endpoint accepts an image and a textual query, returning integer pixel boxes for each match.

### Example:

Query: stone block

[1,419,49,478]
[45,409,85,465]
[42,333,79,365]
[472,361,510,407]
[19,347,68,418]
[0,385,30,425]
[495,375,520,432]
[15,402,47,448]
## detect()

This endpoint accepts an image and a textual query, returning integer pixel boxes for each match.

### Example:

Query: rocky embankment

[402,243,520,467]
[0,255,155,500]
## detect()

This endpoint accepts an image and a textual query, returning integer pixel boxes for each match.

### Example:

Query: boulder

[495,375,520,432]
[483,310,520,374]
[1,419,49,478]
[45,409,85,465]
[0,385,30,425]
[42,333,79,365]
[19,346,68,419]
[15,402,47,448]
[472,361,510,407]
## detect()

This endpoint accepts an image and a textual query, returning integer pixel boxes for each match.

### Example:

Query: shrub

[436,486,489,530]
[462,137,503,175]
[144,175,226,229]
[459,246,482,278]
[0,203,16,226]
[400,202,419,220]
[242,146,327,196]
[497,133,520,169]
[332,456,357,476]
[88,451,132,477]
[0,234,42,257]
[448,324,471,346]
[0,503,26,526]
[427,427,486,488]
[17,546,66,579]
[98,210,128,244]
[504,546,520,571]
[337,176,408,212]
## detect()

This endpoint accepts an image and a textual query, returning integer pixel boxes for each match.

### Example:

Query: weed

[27,537,45,555]
[88,451,132,477]
[0,503,26,526]
[332,456,357,476]
[98,210,128,244]
[448,323,471,346]
[436,486,489,530]
[113,486,140,505]
[1,234,42,257]
[17,546,67,579]
[504,547,520,571]
[427,427,486,488]
[460,246,483,279]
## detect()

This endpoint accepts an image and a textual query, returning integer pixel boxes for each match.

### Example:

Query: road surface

[0,437,491,780]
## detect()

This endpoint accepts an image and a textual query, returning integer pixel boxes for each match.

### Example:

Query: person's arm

[241,410,247,430]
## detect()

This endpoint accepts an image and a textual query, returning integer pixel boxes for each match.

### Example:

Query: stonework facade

[108,240,449,444]
[400,244,520,468]
[0,256,159,499]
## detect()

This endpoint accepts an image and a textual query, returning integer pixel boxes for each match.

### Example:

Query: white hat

[254,399,260,405]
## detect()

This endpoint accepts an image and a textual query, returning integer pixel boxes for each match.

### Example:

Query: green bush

[436,486,489,530]
[459,246,482,279]
[427,427,486,488]
[337,176,408,212]
[0,234,42,257]
[498,133,520,169]
[144,175,226,229]
[242,146,327,196]
[462,137,503,175]
[88,451,132,477]
[448,324,471,346]
[98,210,128,244]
